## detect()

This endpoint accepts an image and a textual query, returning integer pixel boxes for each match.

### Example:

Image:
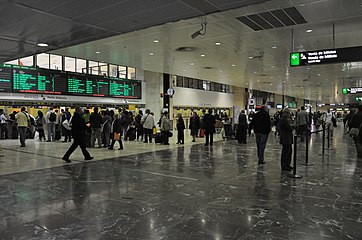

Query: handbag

[350,120,362,137]
[168,131,173,137]
[114,132,121,141]
[349,128,359,137]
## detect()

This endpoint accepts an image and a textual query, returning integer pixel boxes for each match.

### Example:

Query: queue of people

[1,105,358,169]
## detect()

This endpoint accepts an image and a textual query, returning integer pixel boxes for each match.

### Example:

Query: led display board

[290,46,362,67]
[2,64,142,99]
[67,74,109,97]
[109,78,142,99]
[0,65,12,92]
[12,66,67,94]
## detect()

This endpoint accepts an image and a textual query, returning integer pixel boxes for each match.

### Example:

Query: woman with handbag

[108,113,123,150]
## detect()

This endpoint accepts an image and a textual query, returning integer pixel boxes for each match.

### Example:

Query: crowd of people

[1,105,361,167]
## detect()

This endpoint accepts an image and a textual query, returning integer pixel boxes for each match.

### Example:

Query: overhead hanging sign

[290,46,362,67]
[342,88,362,94]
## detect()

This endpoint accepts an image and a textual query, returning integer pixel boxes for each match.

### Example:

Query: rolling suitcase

[155,133,163,144]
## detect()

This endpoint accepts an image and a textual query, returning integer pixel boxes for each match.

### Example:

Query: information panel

[290,46,362,67]
[12,66,67,94]
[342,87,362,94]
[109,78,142,99]
[68,74,109,97]
[0,65,12,92]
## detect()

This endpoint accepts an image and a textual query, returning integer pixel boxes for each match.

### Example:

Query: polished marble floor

[0,128,361,239]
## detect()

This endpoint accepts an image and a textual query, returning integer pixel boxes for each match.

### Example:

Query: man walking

[249,106,271,165]
[15,107,29,147]
[62,106,93,162]
[279,108,294,171]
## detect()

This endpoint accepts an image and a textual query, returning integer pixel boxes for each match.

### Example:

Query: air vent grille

[236,7,307,31]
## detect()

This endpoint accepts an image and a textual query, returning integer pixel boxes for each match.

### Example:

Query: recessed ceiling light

[246,83,249,85]
[249,56,253,59]
[272,45,277,49]
[271,65,275,68]
[232,64,236,67]
[37,43,48,47]
[201,54,205,57]
[283,80,286,82]
[215,42,221,46]
[190,63,194,66]
[149,52,154,56]
[254,71,257,74]
[153,39,159,43]
[306,29,313,33]
[96,51,100,54]
[318,73,321,76]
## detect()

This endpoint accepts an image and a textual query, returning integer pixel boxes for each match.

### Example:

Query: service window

[128,67,136,79]
[65,57,76,72]
[76,58,87,73]
[50,54,62,70]
[19,56,34,67]
[119,66,127,78]
[176,76,183,87]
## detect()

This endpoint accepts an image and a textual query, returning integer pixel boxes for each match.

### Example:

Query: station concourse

[0,0,362,239]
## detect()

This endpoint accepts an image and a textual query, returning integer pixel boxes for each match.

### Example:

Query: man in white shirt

[324,110,335,138]
[141,109,155,143]
[0,109,8,139]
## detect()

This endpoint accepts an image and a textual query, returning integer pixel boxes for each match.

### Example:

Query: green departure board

[0,65,12,92]
[12,66,66,94]
[109,78,142,99]
[68,74,109,96]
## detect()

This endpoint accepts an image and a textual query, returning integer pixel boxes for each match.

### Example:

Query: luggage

[155,133,163,144]
[199,129,204,138]
[126,127,136,141]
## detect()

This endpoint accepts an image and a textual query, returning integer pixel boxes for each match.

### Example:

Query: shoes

[204,144,208,146]
[20,145,26,147]
[108,147,113,150]
[288,166,294,170]
[46,140,51,142]
[62,141,67,143]
[62,157,71,163]
[258,161,265,165]
[176,142,180,144]
[192,140,196,142]
[85,157,94,161]
[282,168,291,171]
[118,147,123,150]
[150,141,152,143]
[143,141,148,143]
[164,143,169,145]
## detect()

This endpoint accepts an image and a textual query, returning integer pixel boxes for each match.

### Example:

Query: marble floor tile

[0,127,361,239]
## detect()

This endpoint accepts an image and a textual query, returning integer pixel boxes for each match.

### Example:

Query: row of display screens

[0,65,142,99]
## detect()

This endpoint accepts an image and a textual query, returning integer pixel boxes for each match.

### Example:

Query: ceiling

[0,0,269,62]
[3,0,362,104]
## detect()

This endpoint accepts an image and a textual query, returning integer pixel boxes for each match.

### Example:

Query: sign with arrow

[342,88,362,94]
[290,46,362,67]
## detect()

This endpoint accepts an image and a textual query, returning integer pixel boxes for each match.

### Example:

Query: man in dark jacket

[90,107,102,148]
[203,109,216,146]
[349,105,362,158]
[62,106,93,163]
[279,108,294,171]
[249,106,271,164]
[237,110,248,144]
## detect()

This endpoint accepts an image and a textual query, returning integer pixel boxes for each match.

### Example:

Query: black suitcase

[155,133,162,144]
[126,127,136,141]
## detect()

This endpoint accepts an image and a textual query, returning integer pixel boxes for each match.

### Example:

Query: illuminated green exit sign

[290,53,300,66]
[356,97,362,102]
[342,88,348,94]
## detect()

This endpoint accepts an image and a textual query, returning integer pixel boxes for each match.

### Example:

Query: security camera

[191,31,201,39]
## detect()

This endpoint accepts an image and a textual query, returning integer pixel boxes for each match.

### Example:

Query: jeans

[91,128,102,147]
[18,127,27,146]
[0,124,8,139]
[205,131,214,146]
[144,128,153,143]
[255,133,269,162]
[162,131,169,144]
[47,123,55,142]
[177,130,184,144]
[281,144,292,169]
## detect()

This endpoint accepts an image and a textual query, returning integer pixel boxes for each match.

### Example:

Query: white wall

[172,87,234,108]
[144,70,163,121]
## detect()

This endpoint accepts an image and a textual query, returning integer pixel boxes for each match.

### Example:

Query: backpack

[49,112,56,122]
